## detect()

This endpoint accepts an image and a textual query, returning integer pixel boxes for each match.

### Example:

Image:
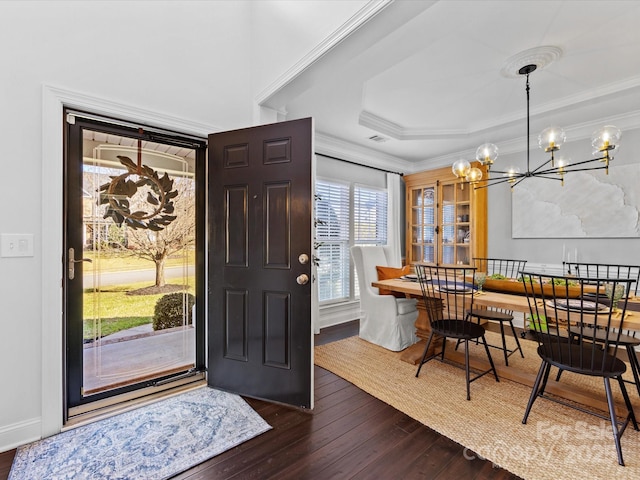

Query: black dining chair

[414,265,499,400]
[466,258,527,365]
[563,262,640,297]
[474,257,528,280]
[559,262,640,396]
[520,271,638,466]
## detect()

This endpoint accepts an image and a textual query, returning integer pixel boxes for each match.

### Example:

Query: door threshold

[65,375,206,430]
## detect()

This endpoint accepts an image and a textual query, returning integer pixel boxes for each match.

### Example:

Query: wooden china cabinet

[400,164,488,364]
[404,164,487,267]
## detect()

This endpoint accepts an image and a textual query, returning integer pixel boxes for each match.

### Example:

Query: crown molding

[255,0,392,107]
[359,110,469,140]
[359,75,640,142]
[315,131,414,173]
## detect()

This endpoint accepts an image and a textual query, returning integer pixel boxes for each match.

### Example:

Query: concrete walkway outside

[83,325,195,394]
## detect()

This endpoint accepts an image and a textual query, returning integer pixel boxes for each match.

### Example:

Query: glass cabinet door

[441,184,455,265]
[441,183,471,266]
[404,165,486,267]
[455,184,471,265]
[410,186,435,264]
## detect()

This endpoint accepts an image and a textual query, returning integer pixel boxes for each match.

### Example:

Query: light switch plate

[0,234,34,257]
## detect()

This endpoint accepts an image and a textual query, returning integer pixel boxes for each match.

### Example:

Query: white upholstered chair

[350,246,419,351]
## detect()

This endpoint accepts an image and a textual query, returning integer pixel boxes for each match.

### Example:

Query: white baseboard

[317,301,361,332]
[0,417,41,453]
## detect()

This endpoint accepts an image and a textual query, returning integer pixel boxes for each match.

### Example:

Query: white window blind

[316,181,351,303]
[354,185,388,245]
[315,179,388,303]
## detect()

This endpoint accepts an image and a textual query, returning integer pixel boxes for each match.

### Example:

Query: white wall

[0,0,366,452]
[0,0,253,451]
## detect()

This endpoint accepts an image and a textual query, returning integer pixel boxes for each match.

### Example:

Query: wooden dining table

[372,277,531,364]
[371,276,640,411]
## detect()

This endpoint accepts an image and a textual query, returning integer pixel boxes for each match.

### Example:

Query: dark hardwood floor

[0,321,521,479]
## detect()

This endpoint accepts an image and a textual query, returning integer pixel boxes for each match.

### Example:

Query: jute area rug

[9,386,271,480]
[314,333,640,480]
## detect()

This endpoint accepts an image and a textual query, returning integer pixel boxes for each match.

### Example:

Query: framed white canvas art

[511,164,640,238]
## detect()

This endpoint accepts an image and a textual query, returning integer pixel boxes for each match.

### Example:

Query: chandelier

[451,63,621,189]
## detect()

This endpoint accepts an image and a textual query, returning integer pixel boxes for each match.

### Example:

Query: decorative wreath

[98,155,178,231]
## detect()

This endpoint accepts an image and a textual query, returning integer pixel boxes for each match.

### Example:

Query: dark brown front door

[208,118,313,408]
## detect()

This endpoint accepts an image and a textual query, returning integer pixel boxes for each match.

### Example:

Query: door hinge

[66,113,76,125]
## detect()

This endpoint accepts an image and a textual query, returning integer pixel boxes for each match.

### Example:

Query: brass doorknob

[296,274,309,285]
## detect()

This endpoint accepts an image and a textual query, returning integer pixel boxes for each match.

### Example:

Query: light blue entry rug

[9,387,271,480]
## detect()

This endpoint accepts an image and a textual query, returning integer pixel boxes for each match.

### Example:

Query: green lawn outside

[83,276,195,341]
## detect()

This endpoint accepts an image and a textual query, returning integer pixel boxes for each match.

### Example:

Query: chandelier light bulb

[503,166,520,183]
[538,126,566,152]
[592,125,621,153]
[452,159,471,179]
[555,157,568,174]
[475,143,498,166]
[467,167,483,183]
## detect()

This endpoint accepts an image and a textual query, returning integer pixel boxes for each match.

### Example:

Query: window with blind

[315,179,388,304]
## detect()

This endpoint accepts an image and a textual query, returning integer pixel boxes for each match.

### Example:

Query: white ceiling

[262,0,640,171]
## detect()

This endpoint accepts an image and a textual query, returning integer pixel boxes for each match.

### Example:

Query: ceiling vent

[368,135,388,143]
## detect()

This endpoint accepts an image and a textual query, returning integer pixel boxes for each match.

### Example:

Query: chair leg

[498,321,509,365]
[604,377,625,466]
[440,335,447,361]
[508,320,525,358]
[458,315,481,349]
[464,339,471,401]
[415,331,435,377]
[473,316,481,345]
[523,361,549,424]
[555,368,563,382]
[539,362,552,396]
[480,335,499,382]
[616,375,639,431]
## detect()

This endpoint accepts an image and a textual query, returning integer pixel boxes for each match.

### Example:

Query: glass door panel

[455,184,471,265]
[410,186,435,264]
[81,132,196,397]
[440,183,474,266]
[441,184,455,265]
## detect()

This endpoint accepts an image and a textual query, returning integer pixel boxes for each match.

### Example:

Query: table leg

[400,296,442,365]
